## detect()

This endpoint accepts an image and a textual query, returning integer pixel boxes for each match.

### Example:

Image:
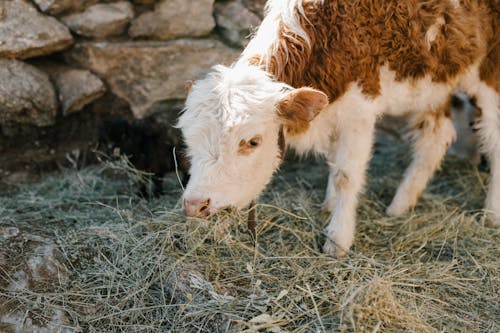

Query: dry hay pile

[0,142,499,332]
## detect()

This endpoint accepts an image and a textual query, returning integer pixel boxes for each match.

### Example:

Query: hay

[0,142,499,332]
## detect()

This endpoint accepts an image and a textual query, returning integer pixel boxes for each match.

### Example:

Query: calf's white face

[178,64,328,217]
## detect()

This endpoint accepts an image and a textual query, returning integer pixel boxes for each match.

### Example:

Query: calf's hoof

[485,211,500,227]
[321,200,336,214]
[386,201,409,217]
[322,238,348,258]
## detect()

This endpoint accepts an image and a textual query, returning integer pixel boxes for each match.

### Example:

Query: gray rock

[0,0,73,59]
[65,39,239,118]
[33,58,106,114]
[129,0,215,40]
[0,59,58,126]
[214,0,261,47]
[53,68,106,116]
[0,227,72,333]
[242,0,267,18]
[34,60,106,116]
[61,2,134,39]
[32,0,99,16]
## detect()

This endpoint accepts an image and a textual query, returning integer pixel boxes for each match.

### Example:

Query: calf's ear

[277,87,329,123]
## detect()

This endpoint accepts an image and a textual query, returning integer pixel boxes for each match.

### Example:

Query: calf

[98,118,189,197]
[179,0,499,256]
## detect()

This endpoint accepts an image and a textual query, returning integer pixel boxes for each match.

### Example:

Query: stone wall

[0,0,479,181]
[0,0,265,180]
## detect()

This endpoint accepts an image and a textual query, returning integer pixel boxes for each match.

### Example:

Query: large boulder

[61,2,134,39]
[129,0,215,40]
[0,59,58,126]
[0,0,73,59]
[32,0,99,16]
[214,0,261,47]
[65,39,239,118]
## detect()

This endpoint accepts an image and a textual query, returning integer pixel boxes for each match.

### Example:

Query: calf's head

[178,64,328,217]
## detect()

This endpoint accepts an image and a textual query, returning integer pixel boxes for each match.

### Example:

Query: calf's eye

[248,136,262,147]
[238,135,263,155]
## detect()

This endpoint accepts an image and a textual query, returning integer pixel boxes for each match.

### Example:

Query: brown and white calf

[178,0,499,256]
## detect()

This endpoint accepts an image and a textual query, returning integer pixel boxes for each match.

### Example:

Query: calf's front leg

[323,107,377,257]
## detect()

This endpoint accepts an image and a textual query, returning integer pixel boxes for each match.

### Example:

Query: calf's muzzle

[183,198,211,218]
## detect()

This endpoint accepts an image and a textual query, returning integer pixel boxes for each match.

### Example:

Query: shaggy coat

[250,0,497,95]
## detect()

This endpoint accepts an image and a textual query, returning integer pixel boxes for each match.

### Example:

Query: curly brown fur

[250,0,497,102]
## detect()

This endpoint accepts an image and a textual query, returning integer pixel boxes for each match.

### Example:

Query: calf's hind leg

[473,84,500,223]
[322,157,338,213]
[386,105,456,216]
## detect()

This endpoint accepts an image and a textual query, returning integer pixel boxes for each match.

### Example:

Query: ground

[0,138,499,332]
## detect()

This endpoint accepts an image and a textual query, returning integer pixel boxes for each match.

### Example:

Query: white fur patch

[286,83,381,156]
[378,65,456,116]
[239,0,311,74]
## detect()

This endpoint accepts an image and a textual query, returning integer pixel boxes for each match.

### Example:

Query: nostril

[184,198,211,217]
[198,198,210,216]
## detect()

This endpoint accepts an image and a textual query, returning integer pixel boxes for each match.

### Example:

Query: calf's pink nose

[183,198,211,218]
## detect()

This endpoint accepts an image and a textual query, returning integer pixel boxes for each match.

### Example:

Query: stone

[242,0,267,18]
[0,59,58,126]
[61,2,134,39]
[0,227,72,332]
[32,0,99,16]
[51,67,106,115]
[65,39,239,118]
[129,0,215,40]
[0,0,73,59]
[0,310,74,333]
[214,0,261,47]
[34,60,106,115]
